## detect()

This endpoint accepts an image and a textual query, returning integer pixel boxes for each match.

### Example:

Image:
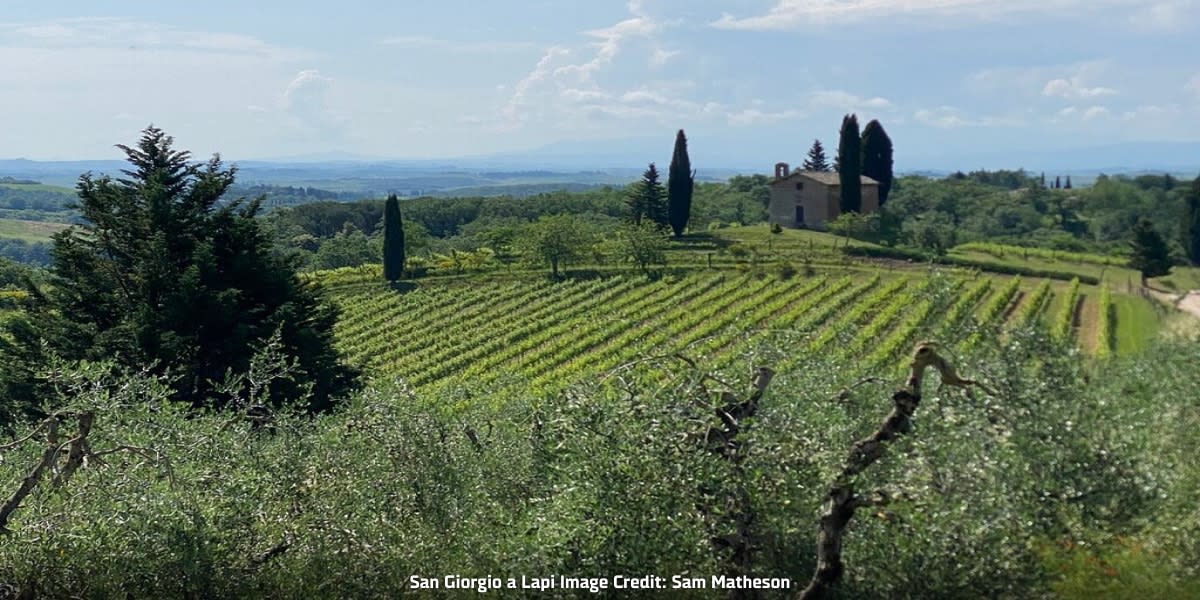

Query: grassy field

[0,218,69,241]
[0,182,76,194]
[1153,266,1200,292]
[318,227,1167,392]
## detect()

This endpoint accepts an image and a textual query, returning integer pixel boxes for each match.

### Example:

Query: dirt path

[1177,291,1200,319]
[1147,289,1200,319]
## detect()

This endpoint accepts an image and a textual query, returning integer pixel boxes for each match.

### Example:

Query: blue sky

[1,0,1198,169]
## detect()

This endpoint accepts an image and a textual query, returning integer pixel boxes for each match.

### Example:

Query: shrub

[843,245,1098,283]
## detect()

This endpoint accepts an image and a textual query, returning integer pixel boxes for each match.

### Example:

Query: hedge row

[842,245,1099,284]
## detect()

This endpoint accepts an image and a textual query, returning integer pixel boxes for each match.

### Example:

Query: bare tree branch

[798,342,993,600]
[0,420,61,533]
[52,412,94,487]
[0,416,56,453]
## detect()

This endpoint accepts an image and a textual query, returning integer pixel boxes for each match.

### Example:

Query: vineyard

[324,267,1154,392]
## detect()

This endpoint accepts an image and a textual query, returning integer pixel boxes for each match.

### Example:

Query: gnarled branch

[798,342,993,600]
[0,420,61,533]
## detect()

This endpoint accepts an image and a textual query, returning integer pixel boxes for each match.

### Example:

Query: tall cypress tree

[667,130,695,237]
[1183,175,1200,266]
[837,114,862,214]
[802,139,830,171]
[383,193,405,281]
[860,119,894,206]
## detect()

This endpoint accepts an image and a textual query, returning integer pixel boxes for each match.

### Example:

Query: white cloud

[1042,78,1117,98]
[649,47,679,67]
[0,17,320,158]
[282,70,349,138]
[501,46,571,126]
[711,0,1158,29]
[1121,104,1168,119]
[0,18,304,61]
[915,106,970,128]
[913,105,1017,128]
[551,15,658,84]
[498,4,701,131]
[809,89,893,111]
[1082,105,1110,120]
[1130,1,1199,32]
[969,61,1118,101]
[726,108,803,125]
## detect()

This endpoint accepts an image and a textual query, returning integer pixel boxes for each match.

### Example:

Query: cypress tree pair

[383,193,406,281]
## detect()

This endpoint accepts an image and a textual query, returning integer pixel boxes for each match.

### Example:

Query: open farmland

[322,252,1158,392]
[0,218,68,242]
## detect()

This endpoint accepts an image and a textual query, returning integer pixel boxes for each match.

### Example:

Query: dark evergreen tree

[383,193,405,281]
[837,114,862,214]
[667,130,695,237]
[1128,217,1172,284]
[1064,175,1072,189]
[1040,172,1046,188]
[6,126,357,413]
[860,119,894,206]
[802,139,830,172]
[1183,175,1200,266]
[1055,176,1061,189]
[628,163,667,228]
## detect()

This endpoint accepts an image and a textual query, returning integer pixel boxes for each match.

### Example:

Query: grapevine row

[805,276,906,353]
[465,275,717,387]
[405,277,653,386]
[1051,278,1081,342]
[837,277,938,361]
[864,279,964,368]
[1096,286,1114,357]
[526,275,779,389]
[962,276,1021,350]
[1014,280,1053,328]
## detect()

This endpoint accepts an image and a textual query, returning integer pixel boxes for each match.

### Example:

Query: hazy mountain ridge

[1,139,1196,192]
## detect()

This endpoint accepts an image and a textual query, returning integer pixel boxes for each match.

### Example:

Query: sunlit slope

[324,269,1154,391]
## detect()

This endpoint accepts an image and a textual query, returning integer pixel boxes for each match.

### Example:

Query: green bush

[843,245,1099,283]
[2,332,1199,598]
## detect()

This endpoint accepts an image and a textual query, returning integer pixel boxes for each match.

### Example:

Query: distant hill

[2,138,1196,194]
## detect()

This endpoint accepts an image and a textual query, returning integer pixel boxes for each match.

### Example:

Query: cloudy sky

[1,0,1198,169]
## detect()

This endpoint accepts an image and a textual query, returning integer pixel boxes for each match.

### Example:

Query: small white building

[767,162,879,229]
